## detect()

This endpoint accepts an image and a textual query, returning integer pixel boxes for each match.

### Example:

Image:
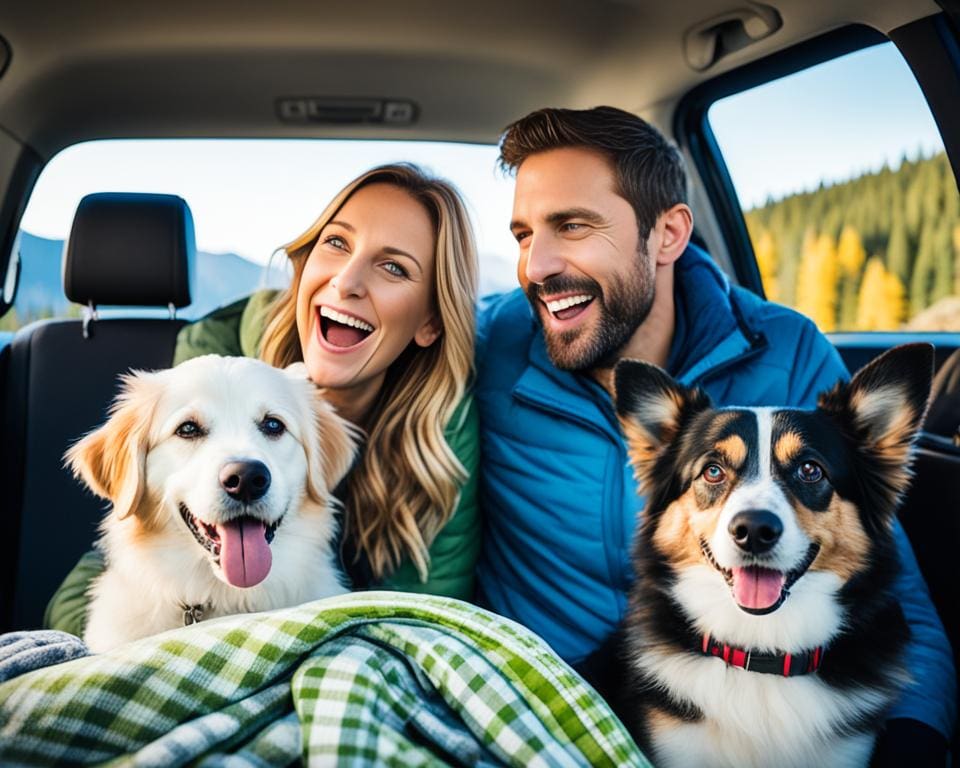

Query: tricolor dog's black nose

[728,510,783,554]
[219,460,271,503]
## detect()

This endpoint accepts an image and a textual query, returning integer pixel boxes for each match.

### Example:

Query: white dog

[67,355,357,652]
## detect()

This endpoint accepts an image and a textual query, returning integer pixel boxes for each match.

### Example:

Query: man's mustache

[525,275,603,305]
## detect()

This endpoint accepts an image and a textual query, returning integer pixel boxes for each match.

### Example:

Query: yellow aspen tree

[857,257,906,330]
[754,229,779,302]
[796,230,838,331]
[837,225,866,329]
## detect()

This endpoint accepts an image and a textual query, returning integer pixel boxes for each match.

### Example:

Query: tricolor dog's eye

[797,461,824,483]
[259,415,286,438]
[175,420,205,439]
[702,463,726,484]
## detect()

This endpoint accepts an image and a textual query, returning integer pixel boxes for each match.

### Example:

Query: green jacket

[46,291,480,636]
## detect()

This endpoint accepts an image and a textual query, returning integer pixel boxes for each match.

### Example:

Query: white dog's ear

[304,391,359,502]
[65,371,158,520]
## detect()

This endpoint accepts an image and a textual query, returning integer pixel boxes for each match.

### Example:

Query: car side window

[709,42,960,333]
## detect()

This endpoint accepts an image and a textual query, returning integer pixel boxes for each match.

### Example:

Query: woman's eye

[383,261,409,278]
[324,235,347,250]
[260,416,286,437]
[702,463,726,484]
[797,461,824,483]
[175,421,204,439]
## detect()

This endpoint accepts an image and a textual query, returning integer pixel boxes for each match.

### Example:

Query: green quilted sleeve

[43,549,106,637]
[173,289,279,365]
[381,395,481,601]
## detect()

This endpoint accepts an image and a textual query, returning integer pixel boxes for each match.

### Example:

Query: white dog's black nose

[728,510,783,554]
[219,460,271,503]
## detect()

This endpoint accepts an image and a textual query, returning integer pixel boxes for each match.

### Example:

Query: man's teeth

[320,306,374,332]
[546,294,592,314]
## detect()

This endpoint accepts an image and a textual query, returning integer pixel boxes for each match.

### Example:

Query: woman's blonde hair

[259,163,478,580]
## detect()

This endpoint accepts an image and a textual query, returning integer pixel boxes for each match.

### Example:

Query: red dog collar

[700,634,825,677]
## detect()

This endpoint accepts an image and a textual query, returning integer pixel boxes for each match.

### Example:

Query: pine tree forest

[744,151,960,332]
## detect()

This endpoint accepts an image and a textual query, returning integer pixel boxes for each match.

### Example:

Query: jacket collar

[513,245,766,422]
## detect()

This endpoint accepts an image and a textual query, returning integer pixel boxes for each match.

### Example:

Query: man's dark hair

[499,106,688,239]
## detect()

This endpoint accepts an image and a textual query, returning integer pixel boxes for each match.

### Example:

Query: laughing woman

[47,164,480,634]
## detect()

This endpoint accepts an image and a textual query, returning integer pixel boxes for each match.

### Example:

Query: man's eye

[260,416,286,437]
[702,463,726,484]
[175,421,204,439]
[513,231,530,244]
[383,261,409,278]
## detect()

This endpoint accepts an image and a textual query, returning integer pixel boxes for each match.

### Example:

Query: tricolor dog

[68,355,357,652]
[613,344,933,768]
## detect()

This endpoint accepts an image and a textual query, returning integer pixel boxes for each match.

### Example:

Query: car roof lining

[0,0,940,158]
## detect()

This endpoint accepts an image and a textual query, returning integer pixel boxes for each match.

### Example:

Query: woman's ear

[414,314,443,348]
[65,372,156,520]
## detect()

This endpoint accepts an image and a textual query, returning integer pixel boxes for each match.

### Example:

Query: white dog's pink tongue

[218,518,272,588]
[732,566,785,611]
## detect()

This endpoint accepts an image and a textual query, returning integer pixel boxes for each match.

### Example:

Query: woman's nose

[331,255,368,298]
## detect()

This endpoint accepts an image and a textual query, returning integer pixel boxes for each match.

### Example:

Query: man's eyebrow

[545,208,606,226]
[509,208,606,232]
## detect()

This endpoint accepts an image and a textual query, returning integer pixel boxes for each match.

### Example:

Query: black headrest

[63,192,195,308]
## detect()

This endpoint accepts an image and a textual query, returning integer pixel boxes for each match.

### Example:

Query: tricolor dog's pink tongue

[732,566,785,611]
[217,517,272,588]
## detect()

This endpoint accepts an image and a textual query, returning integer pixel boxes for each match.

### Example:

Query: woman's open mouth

[318,305,374,349]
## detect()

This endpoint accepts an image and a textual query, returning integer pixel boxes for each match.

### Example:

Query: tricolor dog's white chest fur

[613,345,932,768]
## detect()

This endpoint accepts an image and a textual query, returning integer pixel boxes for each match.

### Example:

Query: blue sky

[19,42,945,284]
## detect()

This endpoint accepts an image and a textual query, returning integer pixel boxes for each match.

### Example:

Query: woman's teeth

[320,306,374,332]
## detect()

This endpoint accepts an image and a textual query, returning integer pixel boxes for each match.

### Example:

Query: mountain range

[10,231,287,324]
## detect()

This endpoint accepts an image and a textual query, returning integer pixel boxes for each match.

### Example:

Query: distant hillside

[3,231,288,330]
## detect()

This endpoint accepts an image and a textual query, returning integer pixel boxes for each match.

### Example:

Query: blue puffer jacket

[475,244,956,737]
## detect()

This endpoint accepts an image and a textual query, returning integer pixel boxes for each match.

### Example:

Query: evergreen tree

[886,212,910,286]
[910,220,936,315]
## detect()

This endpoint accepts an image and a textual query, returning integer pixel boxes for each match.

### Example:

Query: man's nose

[522,234,566,286]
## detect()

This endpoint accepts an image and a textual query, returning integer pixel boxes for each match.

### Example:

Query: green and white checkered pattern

[0,592,650,767]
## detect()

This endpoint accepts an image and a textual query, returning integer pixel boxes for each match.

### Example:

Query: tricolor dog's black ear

[818,343,934,520]
[614,359,712,488]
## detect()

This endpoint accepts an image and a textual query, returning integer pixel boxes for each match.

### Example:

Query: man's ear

[414,314,443,348]
[652,203,693,266]
[65,371,156,520]
[818,343,933,520]
[614,358,711,489]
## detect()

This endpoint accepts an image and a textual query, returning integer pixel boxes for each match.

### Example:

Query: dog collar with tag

[699,633,825,677]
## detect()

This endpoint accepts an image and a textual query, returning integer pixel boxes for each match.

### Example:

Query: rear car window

[709,42,960,332]
[3,140,517,333]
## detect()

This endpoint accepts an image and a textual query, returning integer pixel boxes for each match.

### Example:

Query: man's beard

[526,254,655,372]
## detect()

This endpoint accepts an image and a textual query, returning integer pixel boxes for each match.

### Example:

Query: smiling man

[473,106,955,763]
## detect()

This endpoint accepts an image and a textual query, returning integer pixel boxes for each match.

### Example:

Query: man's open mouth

[543,293,595,321]
[179,502,282,588]
[319,305,374,348]
[698,538,820,615]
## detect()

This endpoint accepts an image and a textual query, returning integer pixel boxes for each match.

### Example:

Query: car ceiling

[0,0,941,158]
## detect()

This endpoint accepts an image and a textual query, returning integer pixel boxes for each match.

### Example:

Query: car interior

[0,0,958,753]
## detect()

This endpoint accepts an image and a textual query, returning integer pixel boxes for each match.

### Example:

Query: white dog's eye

[260,416,287,438]
[175,420,205,439]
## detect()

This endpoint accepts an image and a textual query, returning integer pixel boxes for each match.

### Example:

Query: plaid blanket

[0,592,649,767]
